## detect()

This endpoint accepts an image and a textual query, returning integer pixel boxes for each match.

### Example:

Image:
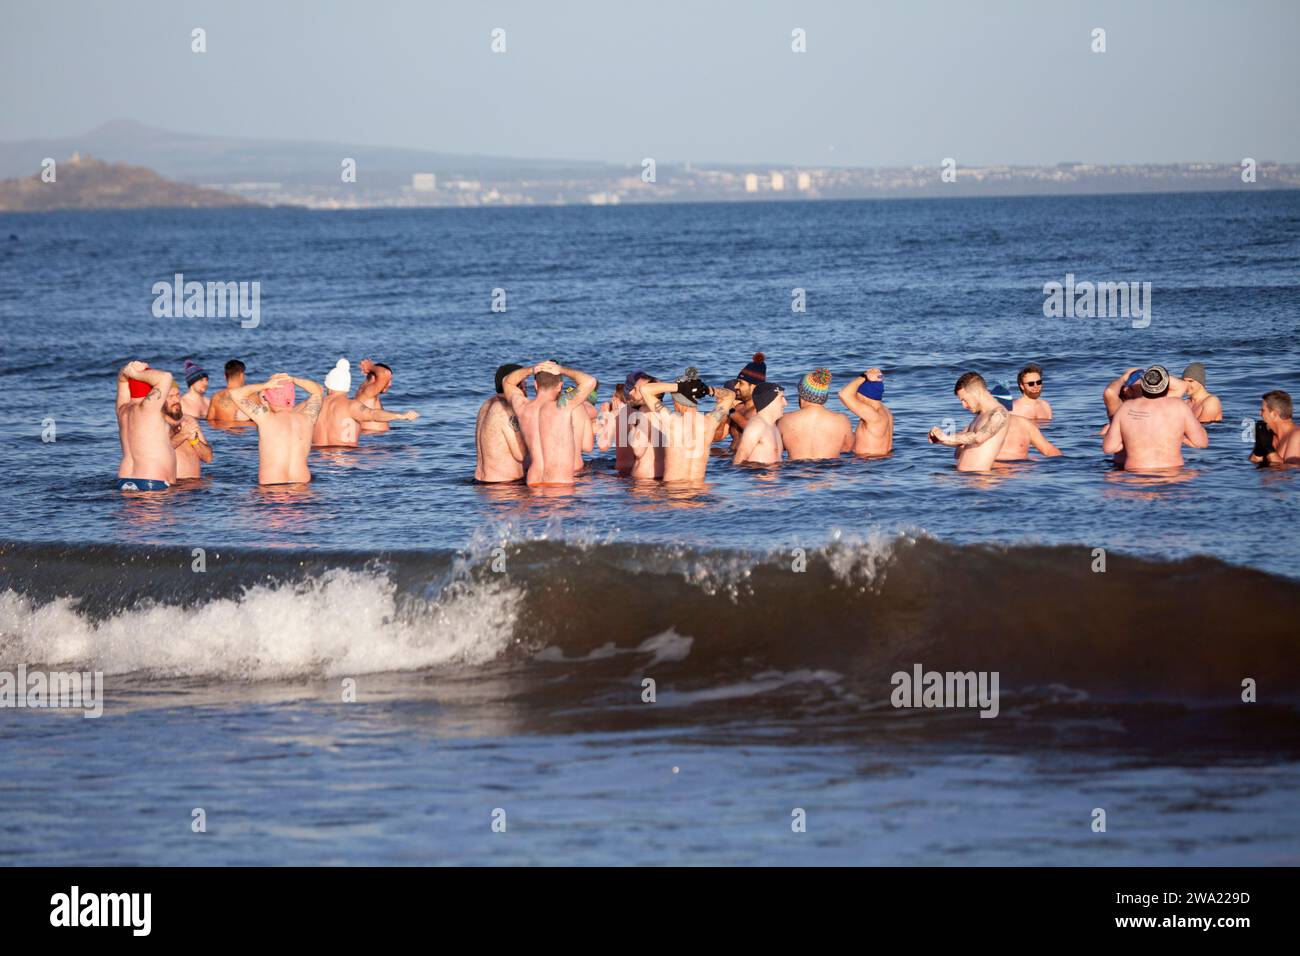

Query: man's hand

[359,359,375,377]
[181,418,200,441]
[123,360,149,379]
[928,426,950,445]
[269,372,292,387]
[399,410,419,421]
[534,360,561,376]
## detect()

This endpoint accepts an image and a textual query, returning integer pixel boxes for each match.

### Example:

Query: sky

[2,0,1297,166]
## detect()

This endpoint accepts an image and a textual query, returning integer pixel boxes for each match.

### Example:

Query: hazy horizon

[2,0,1298,167]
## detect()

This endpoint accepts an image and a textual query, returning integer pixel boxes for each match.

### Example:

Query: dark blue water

[1,194,1298,865]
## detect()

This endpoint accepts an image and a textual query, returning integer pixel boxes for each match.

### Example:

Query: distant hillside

[0,154,257,211]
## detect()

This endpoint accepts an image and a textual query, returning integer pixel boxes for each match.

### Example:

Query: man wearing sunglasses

[1012,363,1053,421]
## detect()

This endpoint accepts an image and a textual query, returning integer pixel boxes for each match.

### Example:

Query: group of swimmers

[474,353,1300,486]
[114,350,1298,491]
[114,357,417,490]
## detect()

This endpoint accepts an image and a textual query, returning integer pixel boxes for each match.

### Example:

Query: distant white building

[744,173,759,193]
[797,172,812,191]
[770,172,785,192]
[412,173,437,192]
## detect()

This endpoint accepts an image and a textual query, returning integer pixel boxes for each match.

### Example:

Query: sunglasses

[1023,380,1043,387]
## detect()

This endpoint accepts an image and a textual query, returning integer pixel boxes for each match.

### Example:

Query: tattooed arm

[294,377,324,424]
[707,385,736,424]
[935,407,1009,446]
[228,378,276,421]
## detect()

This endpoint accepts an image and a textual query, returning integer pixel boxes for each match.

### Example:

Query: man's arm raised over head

[355,359,392,402]
[502,363,535,413]
[228,376,280,422]
[293,377,325,424]
[1104,369,1139,418]
[555,364,597,405]
[838,371,886,424]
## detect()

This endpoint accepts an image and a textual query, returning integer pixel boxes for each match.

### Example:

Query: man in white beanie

[312,357,420,447]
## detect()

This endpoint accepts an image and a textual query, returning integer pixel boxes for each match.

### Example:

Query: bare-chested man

[475,364,528,482]
[312,358,418,447]
[928,372,1011,473]
[597,372,665,478]
[1250,390,1300,465]
[734,382,786,465]
[207,359,251,425]
[163,381,214,480]
[1102,365,1208,470]
[115,361,176,490]
[1011,363,1052,421]
[715,352,766,444]
[637,371,736,482]
[228,372,324,485]
[354,359,394,434]
[838,369,894,457]
[180,360,210,418]
[778,368,853,460]
[1104,366,1189,420]
[502,360,598,486]
[1181,363,1223,423]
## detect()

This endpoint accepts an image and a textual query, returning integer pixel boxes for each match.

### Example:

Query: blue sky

[2,0,1296,165]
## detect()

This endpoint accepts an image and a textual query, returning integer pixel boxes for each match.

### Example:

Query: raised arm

[637,381,676,417]
[354,359,392,402]
[1102,414,1124,455]
[707,385,737,425]
[229,376,280,421]
[502,363,534,413]
[1104,368,1139,418]
[839,371,887,424]
[556,364,597,403]
[116,361,143,409]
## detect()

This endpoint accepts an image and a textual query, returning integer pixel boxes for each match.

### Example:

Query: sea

[1,191,1298,865]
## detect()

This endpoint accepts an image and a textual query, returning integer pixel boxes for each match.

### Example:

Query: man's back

[517,395,578,485]
[118,401,176,482]
[780,406,851,460]
[207,388,249,423]
[313,392,361,447]
[661,411,714,481]
[256,409,314,484]
[475,396,525,482]
[852,405,893,456]
[1108,396,1207,470]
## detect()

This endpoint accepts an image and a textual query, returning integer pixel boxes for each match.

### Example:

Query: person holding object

[637,368,736,482]
[1102,365,1208,471]
[164,381,213,480]
[1251,390,1300,465]
[928,372,1011,473]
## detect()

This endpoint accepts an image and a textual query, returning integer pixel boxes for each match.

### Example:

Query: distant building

[744,173,759,193]
[797,172,812,191]
[412,173,437,192]
[770,172,785,192]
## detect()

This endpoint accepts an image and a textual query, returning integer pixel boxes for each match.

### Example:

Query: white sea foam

[0,568,520,680]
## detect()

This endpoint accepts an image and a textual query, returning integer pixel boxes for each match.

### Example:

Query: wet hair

[368,362,393,381]
[535,370,562,391]
[1017,363,1042,386]
[224,359,246,378]
[495,363,523,394]
[1263,389,1293,419]
[954,372,986,394]
[613,384,626,401]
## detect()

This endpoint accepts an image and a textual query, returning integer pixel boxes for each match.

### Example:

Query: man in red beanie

[115,360,176,491]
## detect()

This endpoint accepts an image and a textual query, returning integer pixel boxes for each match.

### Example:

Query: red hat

[128,379,152,399]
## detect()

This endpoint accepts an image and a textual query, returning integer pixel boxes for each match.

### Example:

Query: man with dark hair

[1102,364,1207,470]
[164,380,213,480]
[474,363,527,482]
[1012,363,1052,421]
[1251,390,1300,465]
[597,371,665,478]
[501,360,598,486]
[716,352,767,444]
[354,358,396,433]
[928,372,1011,472]
[207,359,251,425]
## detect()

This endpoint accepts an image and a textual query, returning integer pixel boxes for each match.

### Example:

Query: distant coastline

[0,154,257,212]
[1,120,1297,212]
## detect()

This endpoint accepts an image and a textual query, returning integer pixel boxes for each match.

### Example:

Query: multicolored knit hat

[736,352,766,386]
[798,368,832,405]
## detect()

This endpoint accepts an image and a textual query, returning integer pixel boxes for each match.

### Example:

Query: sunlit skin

[502,361,598,486]
[1253,397,1300,465]
[228,372,323,485]
[164,382,213,479]
[637,380,736,482]
[475,386,527,483]
[354,359,394,433]
[838,369,894,457]
[929,380,1011,473]
[207,365,251,425]
[1183,378,1223,423]
[996,414,1062,461]
[312,384,418,448]
[1102,387,1208,471]
[734,390,786,465]
[1011,368,1052,421]
[180,376,210,418]
[116,361,176,485]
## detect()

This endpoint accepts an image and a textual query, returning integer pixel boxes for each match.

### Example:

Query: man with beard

[164,381,214,480]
